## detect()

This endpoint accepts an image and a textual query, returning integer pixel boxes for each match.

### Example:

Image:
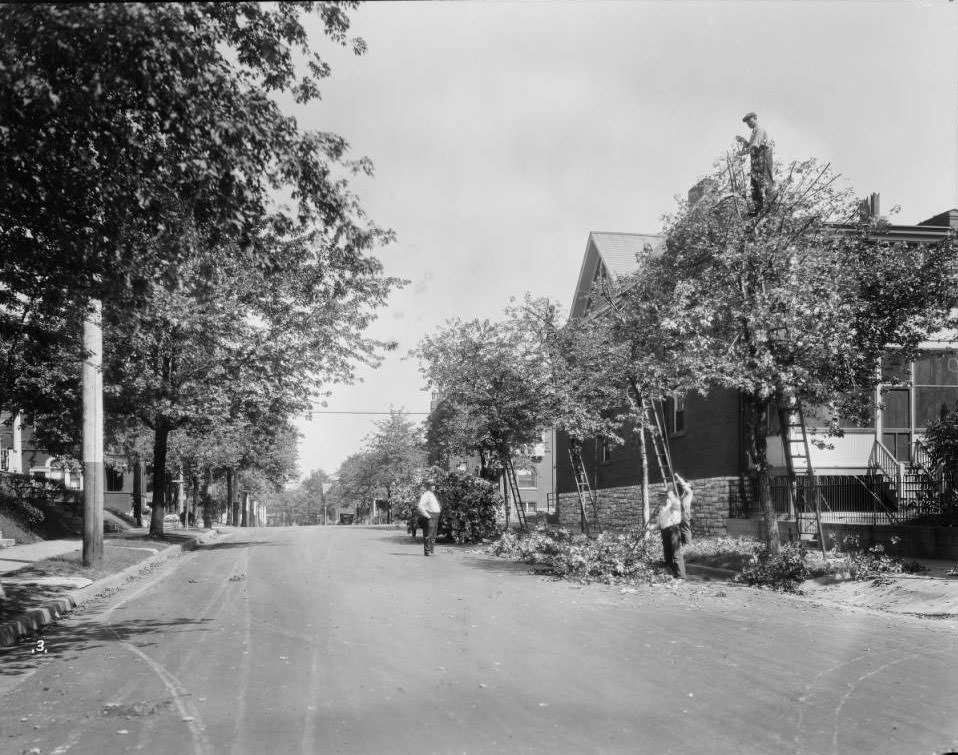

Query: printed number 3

[33,639,46,654]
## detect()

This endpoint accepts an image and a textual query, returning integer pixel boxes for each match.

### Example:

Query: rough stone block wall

[557,476,738,535]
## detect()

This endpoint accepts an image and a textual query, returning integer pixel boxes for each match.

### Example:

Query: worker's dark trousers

[661,524,685,578]
[423,515,438,555]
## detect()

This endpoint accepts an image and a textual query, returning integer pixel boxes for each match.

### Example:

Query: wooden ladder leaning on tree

[776,394,828,558]
[568,440,597,535]
[641,396,681,540]
[502,456,529,532]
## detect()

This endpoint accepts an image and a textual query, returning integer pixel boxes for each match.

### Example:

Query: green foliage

[682,536,762,571]
[490,526,669,584]
[265,469,333,526]
[433,468,502,544]
[334,411,425,521]
[632,154,958,551]
[921,409,958,477]
[835,535,927,583]
[0,3,400,537]
[0,491,45,527]
[734,543,811,592]
[415,312,555,471]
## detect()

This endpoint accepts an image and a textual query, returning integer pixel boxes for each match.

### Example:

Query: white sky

[290,0,958,479]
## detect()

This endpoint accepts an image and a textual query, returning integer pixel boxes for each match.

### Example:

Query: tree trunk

[241,489,249,527]
[226,468,236,526]
[132,458,144,527]
[148,417,170,536]
[203,467,213,528]
[746,395,780,553]
[639,421,650,530]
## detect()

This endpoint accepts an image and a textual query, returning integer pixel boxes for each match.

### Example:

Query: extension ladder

[777,396,827,556]
[642,397,677,495]
[568,444,597,534]
[502,457,528,531]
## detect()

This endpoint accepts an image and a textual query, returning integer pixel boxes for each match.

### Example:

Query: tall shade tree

[363,410,426,520]
[0,3,400,535]
[653,154,958,551]
[106,229,396,536]
[416,316,553,481]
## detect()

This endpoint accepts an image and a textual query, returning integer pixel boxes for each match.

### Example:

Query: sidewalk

[0,528,226,647]
[0,539,83,575]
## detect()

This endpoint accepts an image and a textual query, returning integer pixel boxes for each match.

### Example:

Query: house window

[914,352,958,427]
[106,465,125,492]
[672,396,686,435]
[515,467,537,489]
[876,349,958,460]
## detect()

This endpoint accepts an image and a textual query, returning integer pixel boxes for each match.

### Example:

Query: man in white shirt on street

[417,480,442,556]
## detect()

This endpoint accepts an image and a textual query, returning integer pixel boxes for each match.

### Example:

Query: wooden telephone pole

[82,299,104,568]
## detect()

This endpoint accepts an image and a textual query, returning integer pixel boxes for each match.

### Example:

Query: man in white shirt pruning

[417,480,442,556]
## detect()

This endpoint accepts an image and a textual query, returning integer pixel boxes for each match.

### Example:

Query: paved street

[1,526,956,755]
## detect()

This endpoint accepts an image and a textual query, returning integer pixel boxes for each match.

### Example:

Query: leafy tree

[334,451,378,520]
[650,154,958,551]
[363,410,426,521]
[0,3,399,535]
[415,316,552,482]
[920,410,958,514]
[266,468,334,526]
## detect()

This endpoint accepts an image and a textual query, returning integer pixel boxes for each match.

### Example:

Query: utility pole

[82,299,104,568]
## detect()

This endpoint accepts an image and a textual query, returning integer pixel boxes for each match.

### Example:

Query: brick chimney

[858,192,880,220]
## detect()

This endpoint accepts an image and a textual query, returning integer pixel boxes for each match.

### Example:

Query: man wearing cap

[416,480,442,556]
[736,111,775,213]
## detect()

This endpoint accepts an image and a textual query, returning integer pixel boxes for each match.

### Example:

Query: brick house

[554,205,958,552]
[1,410,148,516]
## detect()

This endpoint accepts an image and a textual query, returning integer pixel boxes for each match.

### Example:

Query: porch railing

[729,470,946,525]
[868,439,901,484]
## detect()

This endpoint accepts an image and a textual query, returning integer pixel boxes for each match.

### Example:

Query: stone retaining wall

[557,476,738,534]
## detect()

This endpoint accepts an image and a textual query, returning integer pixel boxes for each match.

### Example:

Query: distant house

[554,201,958,555]
[448,429,557,523]
[430,389,557,523]
[1,410,148,516]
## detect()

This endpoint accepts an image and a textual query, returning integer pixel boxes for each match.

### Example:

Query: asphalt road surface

[1,526,956,755]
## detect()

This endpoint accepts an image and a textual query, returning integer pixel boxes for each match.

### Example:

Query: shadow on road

[193,540,279,551]
[0,615,212,678]
[459,554,551,576]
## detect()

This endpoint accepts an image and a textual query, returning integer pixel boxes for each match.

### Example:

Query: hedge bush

[432,468,502,544]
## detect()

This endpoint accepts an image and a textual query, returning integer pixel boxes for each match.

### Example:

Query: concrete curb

[0,529,223,647]
[685,563,738,580]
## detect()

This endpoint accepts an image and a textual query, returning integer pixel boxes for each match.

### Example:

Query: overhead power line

[306,410,430,415]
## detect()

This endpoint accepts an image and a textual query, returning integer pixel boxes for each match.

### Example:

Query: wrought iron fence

[728,470,956,525]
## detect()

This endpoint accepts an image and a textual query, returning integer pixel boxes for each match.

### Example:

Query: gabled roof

[570,232,663,319]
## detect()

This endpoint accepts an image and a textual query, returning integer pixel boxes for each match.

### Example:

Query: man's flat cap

[742,112,757,122]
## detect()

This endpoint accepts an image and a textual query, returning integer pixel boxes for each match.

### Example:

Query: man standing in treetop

[736,111,775,213]
[417,480,442,557]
